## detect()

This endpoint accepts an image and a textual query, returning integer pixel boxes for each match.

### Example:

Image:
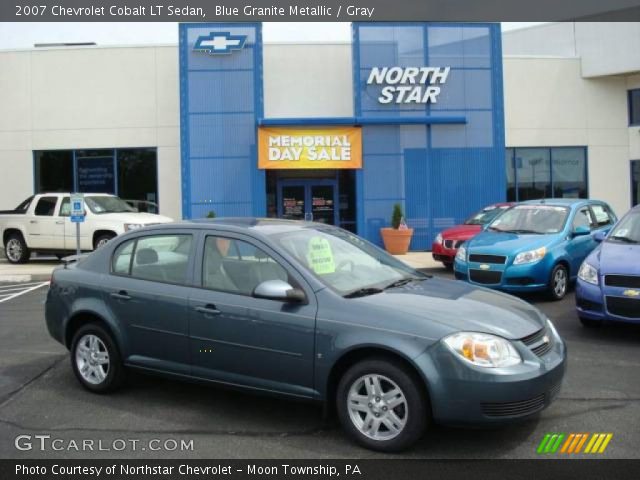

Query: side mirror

[573,225,591,237]
[253,280,305,303]
[592,230,607,243]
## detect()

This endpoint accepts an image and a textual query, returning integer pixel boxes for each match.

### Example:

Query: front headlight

[513,247,546,265]
[435,233,443,244]
[455,245,467,262]
[578,261,599,285]
[124,223,144,231]
[443,332,522,368]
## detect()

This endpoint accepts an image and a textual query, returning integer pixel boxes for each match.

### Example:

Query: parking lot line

[0,281,50,291]
[0,282,49,304]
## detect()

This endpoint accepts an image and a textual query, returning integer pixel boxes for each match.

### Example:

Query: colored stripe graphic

[538,433,612,454]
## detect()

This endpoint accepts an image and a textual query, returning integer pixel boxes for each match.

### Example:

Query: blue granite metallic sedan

[46,219,566,452]
[576,205,640,326]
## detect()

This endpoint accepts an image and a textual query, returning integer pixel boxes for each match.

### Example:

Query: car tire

[443,262,453,271]
[93,233,115,250]
[336,358,429,452]
[70,323,125,393]
[4,232,31,264]
[579,317,602,328]
[548,264,568,301]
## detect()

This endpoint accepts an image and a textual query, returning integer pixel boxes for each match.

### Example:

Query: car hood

[91,212,173,224]
[593,241,640,275]
[441,224,482,240]
[354,277,546,340]
[466,231,554,255]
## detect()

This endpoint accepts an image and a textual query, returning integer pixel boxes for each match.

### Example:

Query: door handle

[55,220,64,225]
[110,290,131,301]
[29,220,38,224]
[194,304,221,316]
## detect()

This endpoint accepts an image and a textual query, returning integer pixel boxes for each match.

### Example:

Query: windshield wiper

[501,229,541,234]
[487,226,505,232]
[609,235,639,244]
[383,277,428,290]
[343,287,384,299]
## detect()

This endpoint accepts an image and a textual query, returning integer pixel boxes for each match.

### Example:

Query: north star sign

[367,66,451,104]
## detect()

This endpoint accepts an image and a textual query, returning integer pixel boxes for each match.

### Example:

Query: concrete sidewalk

[0,249,443,283]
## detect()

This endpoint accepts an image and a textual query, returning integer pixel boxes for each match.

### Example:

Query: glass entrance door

[277,179,338,225]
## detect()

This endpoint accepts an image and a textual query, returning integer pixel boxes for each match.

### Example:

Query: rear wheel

[71,323,125,393]
[4,233,30,264]
[93,233,115,250]
[548,264,568,301]
[443,262,453,271]
[336,358,428,452]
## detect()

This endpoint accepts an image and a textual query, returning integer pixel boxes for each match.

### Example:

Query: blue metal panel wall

[353,23,506,249]
[179,23,264,219]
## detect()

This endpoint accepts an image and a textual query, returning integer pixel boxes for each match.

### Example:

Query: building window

[629,89,640,126]
[33,148,159,211]
[506,147,588,202]
[632,160,640,206]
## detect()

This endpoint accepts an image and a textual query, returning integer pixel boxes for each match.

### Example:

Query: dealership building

[1,22,639,249]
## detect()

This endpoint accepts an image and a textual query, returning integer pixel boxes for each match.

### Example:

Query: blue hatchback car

[576,205,640,326]
[454,199,617,300]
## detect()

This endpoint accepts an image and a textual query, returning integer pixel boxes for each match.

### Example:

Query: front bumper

[454,256,552,293]
[415,326,566,425]
[576,277,640,324]
[431,242,458,264]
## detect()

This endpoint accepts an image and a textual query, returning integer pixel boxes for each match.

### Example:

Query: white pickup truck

[0,193,173,263]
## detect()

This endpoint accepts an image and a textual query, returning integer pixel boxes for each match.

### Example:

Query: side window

[34,196,58,216]
[112,239,135,275]
[15,196,33,213]
[591,205,614,228]
[202,236,289,295]
[572,207,594,230]
[59,197,71,217]
[129,235,192,284]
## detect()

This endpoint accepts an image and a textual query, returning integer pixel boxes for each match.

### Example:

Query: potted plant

[380,203,413,255]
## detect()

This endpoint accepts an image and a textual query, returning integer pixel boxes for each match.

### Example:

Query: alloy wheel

[553,268,567,297]
[6,239,22,262]
[75,334,110,385]
[347,374,408,441]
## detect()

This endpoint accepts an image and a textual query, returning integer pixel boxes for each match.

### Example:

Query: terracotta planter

[380,228,414,255]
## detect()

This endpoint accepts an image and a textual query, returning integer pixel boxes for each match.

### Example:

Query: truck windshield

[85,196,136,214]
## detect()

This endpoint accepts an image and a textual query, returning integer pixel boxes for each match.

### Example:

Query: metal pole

[76,222,80,257]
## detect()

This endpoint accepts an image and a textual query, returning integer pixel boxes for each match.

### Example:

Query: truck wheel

[93,233,115,250]
[4,233,31,264]
[71,323,125,393]
[336,358,429,452]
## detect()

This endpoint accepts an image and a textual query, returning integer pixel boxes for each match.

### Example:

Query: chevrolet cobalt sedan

[46,219,566,452]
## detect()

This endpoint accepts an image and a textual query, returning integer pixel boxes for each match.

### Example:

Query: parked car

[46,218,566,452]
[576,205,640,326]
[454,199,617,300]
[1,193,172,263]
[432,202,514,268]
[123,199,159,214]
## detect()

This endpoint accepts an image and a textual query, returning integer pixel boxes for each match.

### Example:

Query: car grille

[469,270,502,285]
[576,298,603,312]
[481,382,561,418]
[468,254,507,264]
[520,327,553,357]
[604,275,640,288]
[444,240,464,249]
[605,296,640,319]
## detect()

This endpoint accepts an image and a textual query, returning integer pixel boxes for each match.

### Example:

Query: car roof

[519,198,595,208]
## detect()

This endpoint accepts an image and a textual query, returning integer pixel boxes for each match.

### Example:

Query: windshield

[464,205,509,225]
[270,227,427,296]
[488,205,569,234]
[85,196,136,214]
[607,211,640,244]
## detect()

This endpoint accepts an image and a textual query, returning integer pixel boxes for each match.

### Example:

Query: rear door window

[34,196,58,216]
[590,204,615,228]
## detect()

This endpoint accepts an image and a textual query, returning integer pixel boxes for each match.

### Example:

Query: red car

[432,202,514,268]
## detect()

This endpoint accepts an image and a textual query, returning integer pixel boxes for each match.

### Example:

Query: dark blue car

[576,205,640,326]
[454,199,617,300]
[45,219,566,452]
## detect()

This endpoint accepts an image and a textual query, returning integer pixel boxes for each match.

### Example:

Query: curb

[0,274,51,283]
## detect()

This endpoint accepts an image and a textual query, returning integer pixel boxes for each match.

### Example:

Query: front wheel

[71,323,125,393]
[548,264,568,301]
[580,317,602,328]
[4,233,30,264]
[336,358,429,452]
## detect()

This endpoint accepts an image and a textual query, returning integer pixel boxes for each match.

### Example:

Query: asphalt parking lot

[0,269,639,459]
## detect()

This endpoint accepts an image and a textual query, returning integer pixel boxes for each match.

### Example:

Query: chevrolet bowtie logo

[623,289,640,297]
[193,32,247,55]
[479,264,490,270]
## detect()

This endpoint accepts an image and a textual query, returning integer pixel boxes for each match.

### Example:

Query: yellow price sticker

[307,237,335,275]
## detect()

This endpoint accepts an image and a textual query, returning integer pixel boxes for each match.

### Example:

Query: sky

[0,22,545,49]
